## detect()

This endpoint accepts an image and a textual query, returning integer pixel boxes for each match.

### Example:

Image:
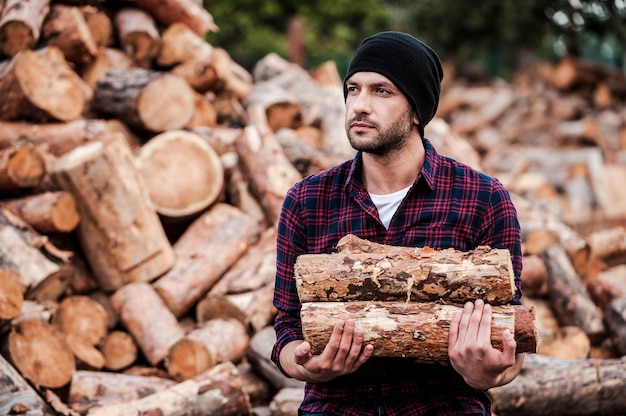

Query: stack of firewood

[1,0,626,415]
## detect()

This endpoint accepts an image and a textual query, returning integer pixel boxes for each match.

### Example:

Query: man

[272,31,524,415]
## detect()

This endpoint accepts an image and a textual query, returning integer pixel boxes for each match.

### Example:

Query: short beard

[347,106,414,156]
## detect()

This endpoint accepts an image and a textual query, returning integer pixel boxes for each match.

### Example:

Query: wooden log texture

[153,202,261,317]
[604,298,626,356]
[86,361,252,416]
[0,269,23,320]
[7,318,75,388]
[51,134,174,291]
[296,237,515,305]
[0,46,87,122]
[157,21,212,67]
[0,352,56,416]
[41,4,97,65]
[68,370,176,415]
[2,191,79,233]
[81,46,134,89]
[540,245,606,343]
[135,129,224,218]
[0,144,46,192]
[489,354,626,416]
[301,301,537,362]
[110,282,185,366]
[92,67,195,132]
[114,7,161,68]
[0,0,50,58]
[131,0,218,36]
[99,330,138,371]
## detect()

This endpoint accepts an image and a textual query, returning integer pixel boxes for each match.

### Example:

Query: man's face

[345,72,419,156]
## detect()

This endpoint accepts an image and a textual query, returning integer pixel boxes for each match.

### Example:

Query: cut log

[171,46,231,93]
[7,318,75,388]
[296,236,515,305]
[50,134,175,291]
[245,81,303,132]
[92,67,195,132]
[114,7,161,68]
[275,128,347,177]
[520,254,549,298]
[130,0,218,36]
[68,370,175,415]
[225,285,278,333]
[110,282,185,366]
[586,264,626,308]
[236,361,274,409]
[153,202,261,317]
[301,301,537,362]
[2,191,79,233]
[0,269,23,320]
[52,295,108,346]
[269,387,305,416]
[0,352,57,416]
[86,361,252,416]
[0,0,50,58]
[81,46,134,89]
[100,330,138,371]
[135,129,224,218]
[164,337,214,382]
[536,325,590,359]
[604,297,626,356]
[0,46,88,122]
[235,121,302,225]
[587,225,626,263]
[489,354,626,416]
[41,4,97,65]
[81,5,113,48]
[0,144,46,192]
[186,91,218,128]
[157,21,212,67]
[540,245,606,343]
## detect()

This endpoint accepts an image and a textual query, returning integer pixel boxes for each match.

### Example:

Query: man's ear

[413,113,420,127]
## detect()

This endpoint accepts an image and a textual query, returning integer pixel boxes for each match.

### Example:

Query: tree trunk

[489,354,626,416]
[6,318,75,388]
[0,46,88,122]
[110,282,185,366]
[86,361,252,416]
[153,202,261,317]
[301,301,537,362]
[0,0,50,58]
[1,191,79,233]
[92,67,195,132]
[134,129,223,218]
[296,235,515,305]
[41,4,97,65]
[114,7,160,68]
[51,134,175,291]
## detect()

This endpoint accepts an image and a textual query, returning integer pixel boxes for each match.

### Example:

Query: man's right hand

[280,319,374,383]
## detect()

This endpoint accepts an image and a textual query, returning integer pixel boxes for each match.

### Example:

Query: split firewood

[7,318,75,388]
[587,226,626,264]
[269,387,305,416]
[1,191,79,233]
[110,282,185,367]
[171,46,231,93]
[520,254,549,298]
[135,129,223,218]
[603,297,626,356]
[81,46,134,89]
[275,128,347,177]
[52,295,108,346]
[536,325,591,359]
[0,0,50,58]
[86,361,252,416]
[8,299,57,327]
[153,203,261,317]
[41,4,97,65]
[235,118,303,225]
[450,87,516,136]
[236,361,274,409]
[114,7,161,68]
[0,269,23,321]
[245,81,303,132]
[51,134,175,291]
[131,0,218,37]
[92,67,195,132]
[489,354,626,416]
[296,235,516,305]
[225,284,277,333]
[81,5,113,48]
[165,318,249,381]
[99,330,138,371]
[0,46,89,122]
[0,352,57,416]
[550,55,626,97]
[157,21,212,67]
[586,264,626,308]
[68,370,176,415]
[0,144,46,193]
[540,245,606,343]
[186,91,218,128]
[0,118,139,156]
[301,301,537,362]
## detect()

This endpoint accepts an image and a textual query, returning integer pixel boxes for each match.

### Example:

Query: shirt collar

[345,137,439,193]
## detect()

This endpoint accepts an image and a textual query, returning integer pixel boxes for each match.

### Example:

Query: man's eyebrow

[346,80,397,90]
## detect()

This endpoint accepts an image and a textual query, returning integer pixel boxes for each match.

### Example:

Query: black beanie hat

[343,31,444,138]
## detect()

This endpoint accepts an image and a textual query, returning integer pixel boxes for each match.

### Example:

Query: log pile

[0,0,625,415]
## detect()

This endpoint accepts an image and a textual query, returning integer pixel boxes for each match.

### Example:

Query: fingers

[501,329,517,364]
[293,341,312,366]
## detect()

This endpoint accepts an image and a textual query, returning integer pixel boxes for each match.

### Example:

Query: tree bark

[301,301,537,362]
[134,129,223,218]
[157,21,212,67]
[1,191,79,233]
[153,202,261,317]
[0,0,50,58]
[86,361,252,416]
[0,46,88,122]
[296,236,516,305]
[41,4,97,65]
[92,67,195,132]
[489,354,626,416]
[110,282,185,366]
[114,7,160,68]
[51,134,175,291]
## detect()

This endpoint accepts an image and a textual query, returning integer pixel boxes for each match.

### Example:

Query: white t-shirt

[369,186,411,229]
